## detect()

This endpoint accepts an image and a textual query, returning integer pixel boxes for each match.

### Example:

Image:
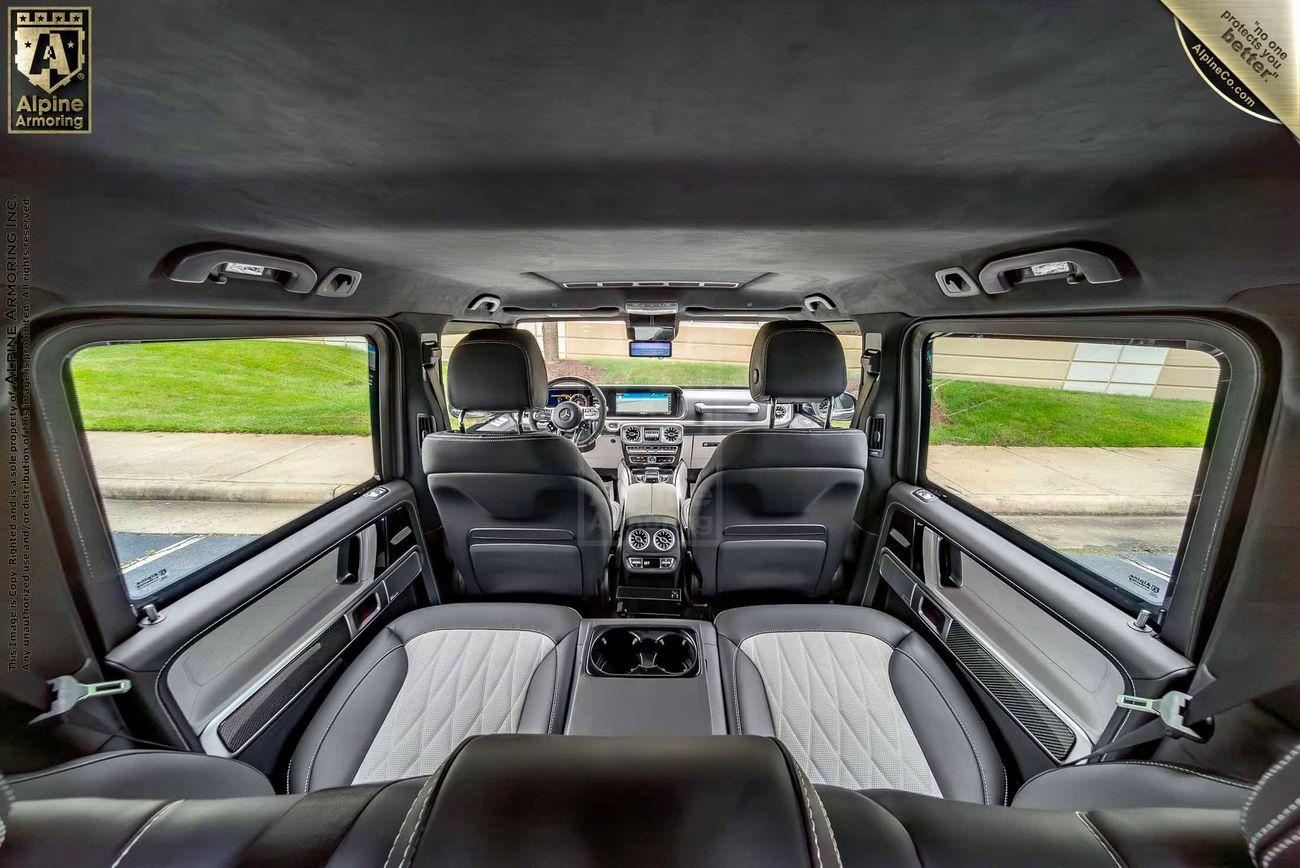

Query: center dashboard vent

[622,426,641,443]
[661,426,681,443]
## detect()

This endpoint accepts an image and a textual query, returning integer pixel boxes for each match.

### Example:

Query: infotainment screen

[613,390,673,416]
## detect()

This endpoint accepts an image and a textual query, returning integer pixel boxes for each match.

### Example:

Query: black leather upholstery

[748,320,847,401]
[4,736,839,867]
[445,328,548,412]
[1013,760,1254,812]
[687,429,868,597]
[819,786,1252,868]
[8,734,1295,866]
[1241,744,1300,867]
[423,431,615,600]
[716,604,1006,806]
[414,735,839,866]
[288,603,580,793]
[7,749,273,801]
[688,321,867,598]
[427,327,616,601]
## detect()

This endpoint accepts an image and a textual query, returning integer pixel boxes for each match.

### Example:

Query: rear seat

[715,603,1007,804]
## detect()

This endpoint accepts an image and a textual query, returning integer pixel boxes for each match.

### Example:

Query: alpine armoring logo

[8,6,91,133]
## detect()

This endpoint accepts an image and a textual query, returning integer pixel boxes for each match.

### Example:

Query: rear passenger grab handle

[694,402,761,414]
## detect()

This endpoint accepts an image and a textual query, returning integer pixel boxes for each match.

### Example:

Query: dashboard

[547,388,593,407]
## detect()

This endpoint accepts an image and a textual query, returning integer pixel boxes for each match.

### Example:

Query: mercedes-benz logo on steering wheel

[558,406,575,423]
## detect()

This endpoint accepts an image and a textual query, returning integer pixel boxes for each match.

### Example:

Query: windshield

[448,320,861,390]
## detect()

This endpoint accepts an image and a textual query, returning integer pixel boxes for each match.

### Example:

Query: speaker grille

[217,619,350,752]
[945,621,1076,761]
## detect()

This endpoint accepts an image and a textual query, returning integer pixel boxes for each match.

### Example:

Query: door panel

[106,482,435,763]
[872,483,1193,771]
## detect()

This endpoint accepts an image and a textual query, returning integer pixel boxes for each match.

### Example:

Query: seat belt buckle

[30,675,131,725]
[1116,690,1204,741]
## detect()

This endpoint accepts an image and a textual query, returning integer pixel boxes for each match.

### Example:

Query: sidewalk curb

[99,479,352,504]
[963,494,1188,516]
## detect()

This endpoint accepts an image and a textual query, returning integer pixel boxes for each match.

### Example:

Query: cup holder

[588,626,698,678]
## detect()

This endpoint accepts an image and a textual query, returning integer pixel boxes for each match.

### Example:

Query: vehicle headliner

[5,0,1299,324]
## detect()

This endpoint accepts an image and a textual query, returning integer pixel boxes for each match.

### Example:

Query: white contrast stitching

[1076,811,1125,868]
[383,776,438,868]
[1116,761,1253,789]
[808,778,844,868]
[892,646,990,805]
[110,800,182,868]
[795,770,825,868]
[1253,796,1300,853]
[304,644,407,791]
[1262,828,1300,868]
[1245,744,1300,853]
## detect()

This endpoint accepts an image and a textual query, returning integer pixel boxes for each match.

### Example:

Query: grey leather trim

[289,604,580,792]
[1013,761,1253,812]
[8,750,273,801]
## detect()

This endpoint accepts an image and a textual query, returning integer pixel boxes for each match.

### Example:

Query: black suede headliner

[4,0,1298,321]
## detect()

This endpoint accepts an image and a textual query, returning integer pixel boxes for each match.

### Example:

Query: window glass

[69,336,377,605]
[923,334,1222,614]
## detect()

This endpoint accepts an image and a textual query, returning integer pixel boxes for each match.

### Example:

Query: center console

[616,481,684,612]
[620,422,684,484]
[564,618,727,736]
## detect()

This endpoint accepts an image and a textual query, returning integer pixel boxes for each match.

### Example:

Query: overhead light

[625,302,680,315]
[1029,261,1072,277]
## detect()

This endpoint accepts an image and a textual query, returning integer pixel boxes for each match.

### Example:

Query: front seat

[424,328,616,602]
[687,320,869,598]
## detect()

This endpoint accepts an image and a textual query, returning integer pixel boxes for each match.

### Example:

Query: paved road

[115,532,257,600]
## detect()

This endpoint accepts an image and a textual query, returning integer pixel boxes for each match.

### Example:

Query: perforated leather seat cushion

[715,604,1006,805]
[287,603,580,792]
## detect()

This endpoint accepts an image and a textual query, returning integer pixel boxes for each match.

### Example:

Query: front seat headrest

[748,320,847,402]
[447,328,549,412]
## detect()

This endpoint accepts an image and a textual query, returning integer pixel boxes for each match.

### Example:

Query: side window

[440,321,499,430]
[923,334,1223,615]
[69,336,378,606]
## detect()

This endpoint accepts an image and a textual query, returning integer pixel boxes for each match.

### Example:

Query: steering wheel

[536,377,607,451]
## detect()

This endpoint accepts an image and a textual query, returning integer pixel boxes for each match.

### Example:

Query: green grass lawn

[71,340,372,435]
[70,340,1211,448]
[930,379,1212,447]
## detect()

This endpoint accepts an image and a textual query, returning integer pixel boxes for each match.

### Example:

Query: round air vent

[622,426,641,443]
[662,426,681,443]
[773,404,791,423]
[627,528,651,551]
[653,529,677,551]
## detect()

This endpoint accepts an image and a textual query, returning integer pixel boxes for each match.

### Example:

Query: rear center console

[616,481,683,613]
[565,619,727,736]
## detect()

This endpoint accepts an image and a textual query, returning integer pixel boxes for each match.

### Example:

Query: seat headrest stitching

[453,338,536,410]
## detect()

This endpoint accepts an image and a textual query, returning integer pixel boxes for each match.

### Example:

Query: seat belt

[1075,672,1298,764]
[420,337,449,434]
[850,345,882,431]
[6,670,178,752]
[844,345,883,606]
